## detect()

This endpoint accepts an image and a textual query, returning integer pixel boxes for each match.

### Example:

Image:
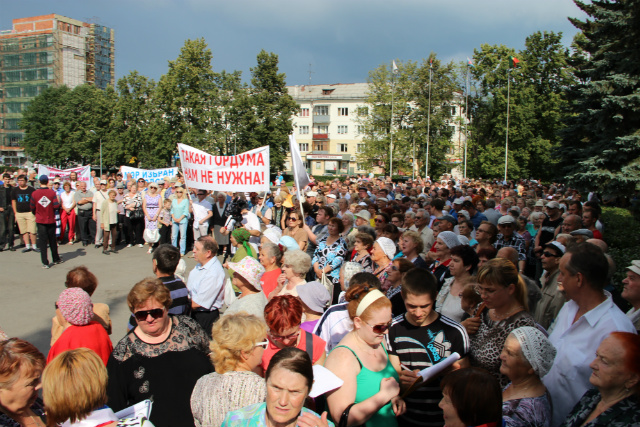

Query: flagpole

[464,64,469,180]
[504,68,511,182]
[390,65,395,178]
[425,59,432,180]
[289,136,305,218]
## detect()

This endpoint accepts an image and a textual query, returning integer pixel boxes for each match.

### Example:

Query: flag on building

[288,134,310,202]
[392,60,399,74]
[509,56,520,68]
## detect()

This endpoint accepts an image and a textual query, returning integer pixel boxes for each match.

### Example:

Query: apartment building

[0,14,115,167]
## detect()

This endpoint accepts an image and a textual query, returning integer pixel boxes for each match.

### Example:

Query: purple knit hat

[57,288,93,326]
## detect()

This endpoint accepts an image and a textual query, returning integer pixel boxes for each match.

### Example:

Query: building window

[322,89,334,95]
[337,125,348,134]
[357,163,365,171]
[315,125,328,134]
[300,108,309,117]
[357,107,369,116]
[299,125,309,135]
[338,144,348,153]
[315,162,322,169]
[357,144,365,153]
[314,106,329,116]
[299,143,309,152]
[338,107,348,116]
[451,106,456,116]
[357,126,365,134]
[449,125,456,135]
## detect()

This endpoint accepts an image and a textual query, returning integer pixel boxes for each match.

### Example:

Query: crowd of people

[1,171,640,427]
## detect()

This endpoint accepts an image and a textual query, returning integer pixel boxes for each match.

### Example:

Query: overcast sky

[1,0,586,86]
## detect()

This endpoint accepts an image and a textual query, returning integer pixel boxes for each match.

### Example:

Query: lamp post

[89,130,102,177]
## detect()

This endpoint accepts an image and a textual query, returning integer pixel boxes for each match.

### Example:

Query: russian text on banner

[178,143,270,192]
[120,166,178,183]
[37,165,91,182]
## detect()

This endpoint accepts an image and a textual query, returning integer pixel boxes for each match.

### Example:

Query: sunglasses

[255,339,269,349]
[415,216,424,220]
[289,217,298,221]
[542,251,560,258]
[364,320,392,334]
[134,308,164,322]
[375,219,385,223]
[269,330,300,341]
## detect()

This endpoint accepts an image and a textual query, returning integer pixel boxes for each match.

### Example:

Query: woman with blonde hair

[191,313,267,427]
[43,348,153,427]
[465,258,536,387]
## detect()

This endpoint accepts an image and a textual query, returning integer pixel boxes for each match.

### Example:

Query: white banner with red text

[177,143,270,192]
[37,165,91,183]
[120,166,178,183]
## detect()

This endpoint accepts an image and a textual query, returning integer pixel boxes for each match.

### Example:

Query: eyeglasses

[269,329,300,341]
[415,216,424,220]
[288,217,298,221]
[375,219,385,223]
[134,308,165,322]
[255,339,269,349]
[363,320,392,334]
[474,285,499,296]
[542,251,560,258]
[476,228,489,233]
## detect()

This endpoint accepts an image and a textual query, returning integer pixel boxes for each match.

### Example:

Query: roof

[286,83,369,101]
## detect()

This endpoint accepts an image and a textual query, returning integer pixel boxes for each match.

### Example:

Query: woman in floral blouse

[312,217,347,304]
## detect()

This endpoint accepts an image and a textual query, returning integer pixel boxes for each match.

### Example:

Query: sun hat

[57,288,93,326]
[355,211,371,221]
[228,257,265,290]
[510,326,557,378]
[534,200,545,207]
[375,237,396,259]
[437,231,461,249]
[297,281,331,313]
[263,227,282,245]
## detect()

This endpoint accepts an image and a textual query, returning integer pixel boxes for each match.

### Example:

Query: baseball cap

[544,241,566,255]
[436,215,457,225]
[534,200,545,207]
[100,180,107,185]
[453,198,465,205]
[547,201,560,209]
[626,260,640,276]
[39,175,49,183]
[306,191,318,197]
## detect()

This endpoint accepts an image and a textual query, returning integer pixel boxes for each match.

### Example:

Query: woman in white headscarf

[371,237,396,293]
[500,326,556,427]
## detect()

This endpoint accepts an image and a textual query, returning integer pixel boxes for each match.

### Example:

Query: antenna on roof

[308,63,314,85]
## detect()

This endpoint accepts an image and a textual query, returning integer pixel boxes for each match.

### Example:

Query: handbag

[131,208,144,220]
[338,403,361,427]
[320,270,334,303]
[143,229,160,243]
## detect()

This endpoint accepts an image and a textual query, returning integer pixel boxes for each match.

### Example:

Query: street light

[89,130,102,177]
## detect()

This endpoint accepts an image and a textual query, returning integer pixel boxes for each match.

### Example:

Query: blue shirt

[171,198,190,224]
[186,256,225,310]
[221,402,334,427]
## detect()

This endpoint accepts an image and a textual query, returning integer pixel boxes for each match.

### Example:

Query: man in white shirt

[187,236,225,337]
[191,189,213,240]
[409,208,435,259]
[542,243,636,426]
[92,180,109,248]
[240,202,261,246]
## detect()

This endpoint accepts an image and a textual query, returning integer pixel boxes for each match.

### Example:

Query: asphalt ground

[0,241,202,356]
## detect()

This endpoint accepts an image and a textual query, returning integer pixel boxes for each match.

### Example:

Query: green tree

[558,0,640,196]
[236,50,297,171]
[211,70,250,156]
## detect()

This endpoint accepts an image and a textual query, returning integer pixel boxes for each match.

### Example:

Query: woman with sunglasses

[107,277,212,427]
[325,283,405,427]
[191,313,268,427]
[171,186,191,256]
[282,208,308,252]
[260,295,326,374]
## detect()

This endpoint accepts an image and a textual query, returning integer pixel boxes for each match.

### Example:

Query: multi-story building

[286,83,469,179]
[0,14,115,167]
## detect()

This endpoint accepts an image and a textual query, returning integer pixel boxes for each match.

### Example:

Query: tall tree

[558,0,640,196]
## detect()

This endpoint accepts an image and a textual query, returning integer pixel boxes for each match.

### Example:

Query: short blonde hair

[282,250,312,277]
[210,313,267,374]
[401,230,424,254]
[43,349,107,427]
[127,277,172,313]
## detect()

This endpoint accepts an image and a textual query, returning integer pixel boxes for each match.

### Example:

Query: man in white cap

[533,241,566,330]
[622,260,640,332]
[494,215,527,273]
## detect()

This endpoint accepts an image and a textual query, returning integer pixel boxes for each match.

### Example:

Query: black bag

[338,403,362,427]
[130,208,144,220]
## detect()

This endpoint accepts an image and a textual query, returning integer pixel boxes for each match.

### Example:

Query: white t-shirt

[60,191,76,209]
[242,211,261,245]
[191,197,213,224]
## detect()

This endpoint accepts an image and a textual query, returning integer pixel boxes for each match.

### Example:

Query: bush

[601,207,640,285]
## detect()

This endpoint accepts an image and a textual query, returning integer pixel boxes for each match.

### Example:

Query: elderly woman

[51,266,111,346]
[0,339,46,427]
[101,190,119,255]
[222,347,334,427]
[336,262,365,303]
[559,332,640,426]
[43,348,151,427]
[191,313,268,427]
[260,295,326,372]
[371,237,397,292]
[47,288,113,365]
[436,245,479,323]
[500,326,555,427]
[107,278,212,427]
[465,258,536,387]
[312,217,348,303]
[259,242,283,298]
[171,186,190,256]
[399,230,429,269]
[458,219,478,247]
[282,209,308,252]
[298,281,331,333]
[430,231,460,287]
[439,368,503,427]
[325,283,405,426]
[59,181,76,245]
[274,250,311,298]
[124,182,144,248]
[142,182,161,254]
[342,212,356,241]
[351,232,374,272]
[475,221,498,253]
[223,257,268,319]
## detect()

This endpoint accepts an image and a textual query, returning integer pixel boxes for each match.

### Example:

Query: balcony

[313,133,329,140]
[313,114,330,124]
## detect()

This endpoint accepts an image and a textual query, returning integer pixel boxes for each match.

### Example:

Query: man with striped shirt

[386,268,469,427]
[128,243,190,330]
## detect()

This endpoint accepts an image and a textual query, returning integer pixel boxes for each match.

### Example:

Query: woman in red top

[259,242,283,298]
[47,288,113,366]
[260,295,326,373]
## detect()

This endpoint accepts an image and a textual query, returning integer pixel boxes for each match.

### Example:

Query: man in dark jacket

[31,175,63,268]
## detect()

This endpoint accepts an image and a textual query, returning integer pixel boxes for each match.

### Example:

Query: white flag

[289,134,310,201]
[392,60,399,74]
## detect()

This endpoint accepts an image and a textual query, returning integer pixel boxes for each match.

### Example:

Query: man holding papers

[386,268,470,427]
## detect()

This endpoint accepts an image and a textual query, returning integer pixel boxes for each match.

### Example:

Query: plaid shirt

[494,232,527,261]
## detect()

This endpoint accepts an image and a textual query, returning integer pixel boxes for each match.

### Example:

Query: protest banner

[120,166,178,183]
[37,165,91,183]
[177,143,270,192]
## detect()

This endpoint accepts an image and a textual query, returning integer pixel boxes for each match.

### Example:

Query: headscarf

[232,227,253,258]
[510,326,557,378]
[57,288,93,326]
